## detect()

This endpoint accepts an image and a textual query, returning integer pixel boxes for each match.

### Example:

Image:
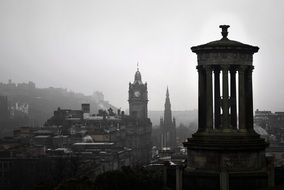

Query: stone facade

[128,68,152,164]
[128,68,148,120]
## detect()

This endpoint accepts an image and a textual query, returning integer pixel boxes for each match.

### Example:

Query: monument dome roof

[191,25,259,53]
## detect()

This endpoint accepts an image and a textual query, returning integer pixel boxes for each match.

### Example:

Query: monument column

[238,66,246,131]
[230,67,237,129]
[214,67,221,129]
[185,25,268,190]
[205,66,213,130]
[245,65,254,132]
[198,66,206,131]
[222,65,229,129]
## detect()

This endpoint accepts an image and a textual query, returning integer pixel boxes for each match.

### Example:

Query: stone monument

[183,25,272,190]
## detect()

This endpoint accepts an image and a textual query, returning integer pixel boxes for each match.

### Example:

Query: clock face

[134,91,141,97]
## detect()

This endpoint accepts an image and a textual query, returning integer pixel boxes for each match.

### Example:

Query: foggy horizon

[1,0,284,112]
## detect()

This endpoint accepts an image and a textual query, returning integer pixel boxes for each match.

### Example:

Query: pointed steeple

[161,87,176,149]
[165,86,171,109]
[166,86,169,98]
[164,87,172,126]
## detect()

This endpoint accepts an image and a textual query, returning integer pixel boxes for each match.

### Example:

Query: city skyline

[0,1,284,111]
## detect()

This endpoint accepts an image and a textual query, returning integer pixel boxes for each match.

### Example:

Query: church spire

[161,87,176,149]
[166,86,169,98]
[165,86,171,107]
[164,87,172,125]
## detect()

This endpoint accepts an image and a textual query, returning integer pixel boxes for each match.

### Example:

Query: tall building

[160,87,176,149]
[128,68,152,164]
[183,25,272,190]
[128,68,148,119]
[0,96,9,121]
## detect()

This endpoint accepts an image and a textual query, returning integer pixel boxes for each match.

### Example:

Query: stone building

[0,96,9,122]
[128,68,148,120]
[183,25,273,190]
[255,109,284,143]
[127,68,152,164]
[160,87,176,150]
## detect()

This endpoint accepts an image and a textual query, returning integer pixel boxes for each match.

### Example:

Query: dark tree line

[53,166,166,190]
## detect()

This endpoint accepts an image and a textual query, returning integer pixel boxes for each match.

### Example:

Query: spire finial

[137,62,139,71]
[134,63,142,82]
[166,86,169,97]
[219,25,230,39]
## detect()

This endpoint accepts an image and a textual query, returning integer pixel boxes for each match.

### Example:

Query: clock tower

[128,68,148,119]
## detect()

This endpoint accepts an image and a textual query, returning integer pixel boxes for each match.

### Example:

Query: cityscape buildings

[1,25,284,190]
[0,69,152,190]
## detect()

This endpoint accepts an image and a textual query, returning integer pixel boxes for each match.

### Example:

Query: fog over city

[0,0,283,111]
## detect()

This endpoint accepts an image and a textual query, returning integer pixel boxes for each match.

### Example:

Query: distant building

[160,87,176,150]
[0,68,153,190]
[0,96,10,122]
[255,109,273,130]
[127,68,152,163]
[42,68,152,165]
[255,109,284,143]
[128,68,148,119]
[92,91,104,103]
[45,107,83,126]
[81,103,90,114]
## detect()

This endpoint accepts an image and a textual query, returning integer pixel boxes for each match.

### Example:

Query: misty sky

[0,0,284,111]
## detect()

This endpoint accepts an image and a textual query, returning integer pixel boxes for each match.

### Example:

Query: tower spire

[134,64,142,83]
[137,61,139,71]
[164,87,172,125]
[161,86,176,149]
[129,63,148,119]
[166,86,169,97]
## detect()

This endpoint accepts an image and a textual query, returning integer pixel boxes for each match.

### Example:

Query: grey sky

[0,0,283,111]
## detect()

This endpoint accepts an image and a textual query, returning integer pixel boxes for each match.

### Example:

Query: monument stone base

[182,131,271,190]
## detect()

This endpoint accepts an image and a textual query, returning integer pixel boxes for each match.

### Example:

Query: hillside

[0,80,116,127]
